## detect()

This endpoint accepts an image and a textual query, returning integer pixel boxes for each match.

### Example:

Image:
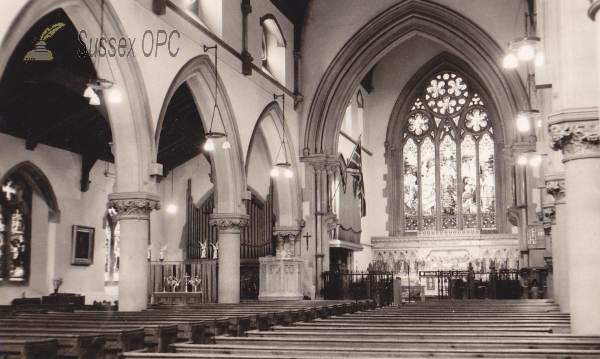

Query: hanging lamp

[271,94,293,178]
[203,44,230,150]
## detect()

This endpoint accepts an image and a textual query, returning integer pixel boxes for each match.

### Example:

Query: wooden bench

[0,338,59,359]
[0,327,145,355]
[0,333,105,359]
[0,319,176,352]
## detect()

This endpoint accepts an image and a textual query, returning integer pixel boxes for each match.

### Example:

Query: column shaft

[554,202,569,312]
[566,158,600,333]
[218,230,240,303]
[118,219,150,311]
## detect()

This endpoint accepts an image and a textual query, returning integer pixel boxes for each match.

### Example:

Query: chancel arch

[303,0,527,157]
[386,54,509,236]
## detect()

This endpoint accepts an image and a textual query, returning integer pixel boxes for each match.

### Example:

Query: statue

[159,243,168,261]
[212,242,219,259]
[200,241,207,259]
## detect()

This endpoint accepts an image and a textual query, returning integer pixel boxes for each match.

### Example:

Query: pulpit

[258,227,303,301]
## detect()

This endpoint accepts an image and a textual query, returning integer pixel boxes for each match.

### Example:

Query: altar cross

[303,232,311,250]
[2,180,16,200]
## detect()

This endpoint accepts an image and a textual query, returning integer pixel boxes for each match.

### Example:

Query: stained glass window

[0,174,31,282]
[401,71,496,232]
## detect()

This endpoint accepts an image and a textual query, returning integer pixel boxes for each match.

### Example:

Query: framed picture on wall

[426,277,435,290]
[71,225,94,265]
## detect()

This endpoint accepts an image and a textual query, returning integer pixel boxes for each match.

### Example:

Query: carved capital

[545,180,565,202]
[241,2,252,16]
[107,192,161,220]
[548,110,600,160]
[242,51,253,76]
[210,213,249,233]
[543,206,556,221]
[502,147,515,166]
[294,92,304,111]
[545,258,553,274]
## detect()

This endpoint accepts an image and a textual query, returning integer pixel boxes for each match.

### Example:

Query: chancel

[1,0,600,357]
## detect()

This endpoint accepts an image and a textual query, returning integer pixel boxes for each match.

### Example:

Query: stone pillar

[549,111,600,334]
[240,0,253,75]
[108,192,160,311]
[210,213,248,303]
[303,154,340,298]
[545,178,566,310]
[543,204,555,300]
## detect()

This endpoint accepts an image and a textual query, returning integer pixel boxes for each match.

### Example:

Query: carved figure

[200,241,207,259]
[212,242,219,259]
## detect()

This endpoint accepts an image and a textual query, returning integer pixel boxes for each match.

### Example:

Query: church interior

[1,0,600,356]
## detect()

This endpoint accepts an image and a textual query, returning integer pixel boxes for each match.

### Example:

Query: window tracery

[402,71,496,233]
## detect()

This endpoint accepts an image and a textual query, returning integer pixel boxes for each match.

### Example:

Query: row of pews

[128,300,600,358]
[0,299,375,359]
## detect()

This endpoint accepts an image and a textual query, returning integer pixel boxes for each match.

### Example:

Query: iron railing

[322,270,394,306]
[419,269,521,300]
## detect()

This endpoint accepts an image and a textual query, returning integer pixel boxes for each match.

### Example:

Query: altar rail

[322,270,393,306]
[149,260,217,303]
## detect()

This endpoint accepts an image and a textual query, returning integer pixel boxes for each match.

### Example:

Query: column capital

[301,154,339,173]
[241,1,252,16]
[543,205,556,221]
[273,226,302,238]
[209,213,249,233]
[548,109,600,161]
[545,180,566,203]
[589,0,600,20]
[107,192,161,220]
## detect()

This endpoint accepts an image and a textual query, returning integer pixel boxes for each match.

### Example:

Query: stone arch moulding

[303,0,527,156]
[155,55,246,215]
[0,161,60,223]
[246,101,301,227]
[0,0,155,194]
[384,53,509,235]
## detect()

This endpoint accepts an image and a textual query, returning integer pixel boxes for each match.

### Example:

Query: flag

[338,153,347,193]
[346,135,366,217]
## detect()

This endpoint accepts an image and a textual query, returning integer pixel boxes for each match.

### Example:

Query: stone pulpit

[259,227,303,301]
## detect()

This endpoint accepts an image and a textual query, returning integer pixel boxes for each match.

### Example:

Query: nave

[3,299,600,358]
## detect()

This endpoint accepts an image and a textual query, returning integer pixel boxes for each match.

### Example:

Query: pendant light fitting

[271,94,293,178]
[203,44,230,151]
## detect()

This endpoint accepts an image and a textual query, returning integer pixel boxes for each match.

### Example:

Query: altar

[152,291,203,305]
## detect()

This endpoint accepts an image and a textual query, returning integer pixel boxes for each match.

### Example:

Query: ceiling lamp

[271,93,293,178]
[83,0,119,106]
[517,152,546,166]
[203,44,230,151]
[503,11,544,69]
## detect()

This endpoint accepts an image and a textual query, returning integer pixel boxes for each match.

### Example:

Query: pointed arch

[0,161,60,223]
[304,0,526,156]
[156,55,246,215]
[0,0,155,194]
[386,53,509,236]
[246,101,301,227]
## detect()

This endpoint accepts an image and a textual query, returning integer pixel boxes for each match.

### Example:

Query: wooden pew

[0,338,59,359]
[0,319,176,353]
[0,327,144,356]
[0,333,105,359]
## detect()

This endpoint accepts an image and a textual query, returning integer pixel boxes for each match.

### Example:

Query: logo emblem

[23,22,65,62]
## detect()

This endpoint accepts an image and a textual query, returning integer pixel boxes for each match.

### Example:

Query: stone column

[108,192,160,311]
[549,111,600,334]
[543,204,555,300]
[545,178,566,310]
[210,213,249,303]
